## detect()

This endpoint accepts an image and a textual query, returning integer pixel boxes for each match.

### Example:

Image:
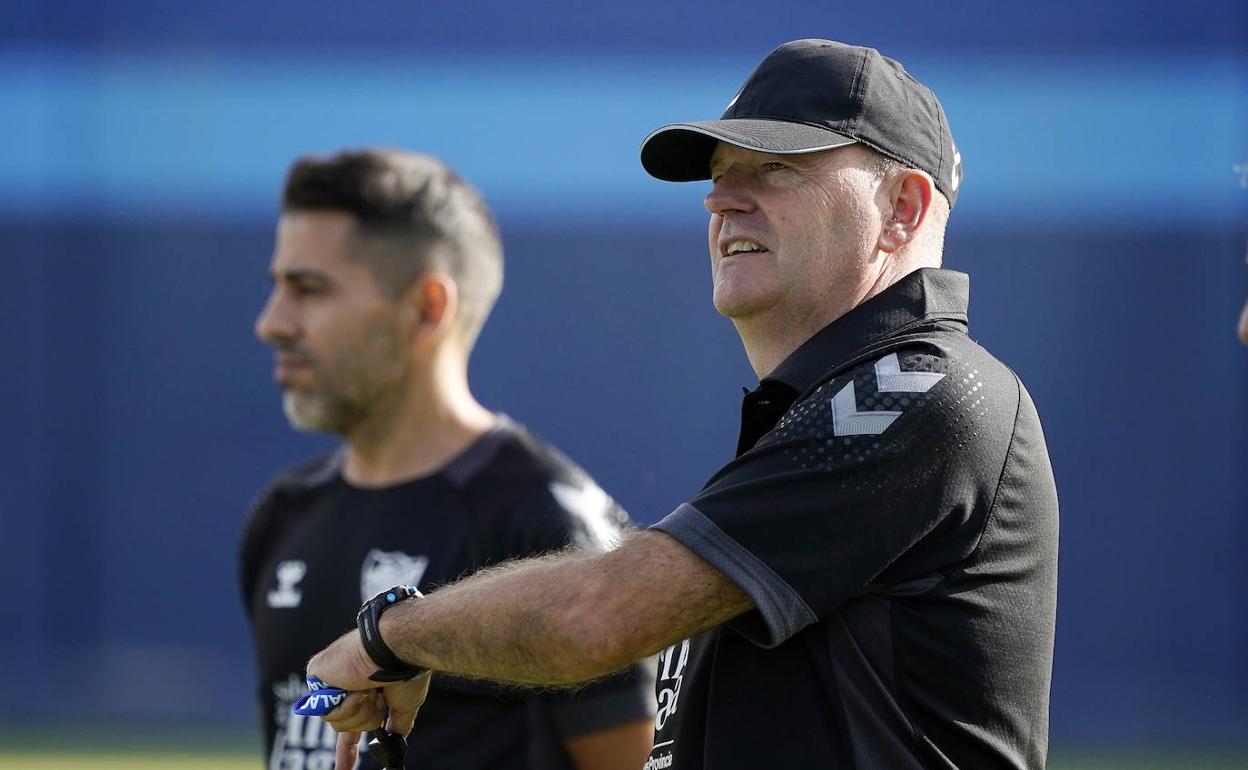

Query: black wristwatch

[357,584,427,682]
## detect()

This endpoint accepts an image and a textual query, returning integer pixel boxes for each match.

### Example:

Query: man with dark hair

[242,148,656,770]
[307,41,1059,770]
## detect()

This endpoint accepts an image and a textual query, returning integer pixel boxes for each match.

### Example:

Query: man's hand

[325,677,430,770]
[307,628,383,691]
[307,629,432,769]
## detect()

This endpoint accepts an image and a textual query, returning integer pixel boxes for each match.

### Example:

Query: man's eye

[762,162,787,172]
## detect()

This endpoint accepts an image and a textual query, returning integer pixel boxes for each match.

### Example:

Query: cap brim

[640,119,857,182]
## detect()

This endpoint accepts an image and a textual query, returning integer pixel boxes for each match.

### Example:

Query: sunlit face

[254,210,411,436]
[703,142,886,326]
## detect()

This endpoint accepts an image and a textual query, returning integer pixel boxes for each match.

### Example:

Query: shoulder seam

[969,370,1024,559]
[793,335,960,405]
[443,428,514,489]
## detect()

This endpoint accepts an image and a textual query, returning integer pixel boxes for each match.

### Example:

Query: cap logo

[950,140,963,193]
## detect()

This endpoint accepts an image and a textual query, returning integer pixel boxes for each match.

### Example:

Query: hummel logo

[266,560,306,609]
[829,353,944,436]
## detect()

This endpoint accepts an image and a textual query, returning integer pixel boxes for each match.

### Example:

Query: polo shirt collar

[734,269,969,457]
[765,267,970,394]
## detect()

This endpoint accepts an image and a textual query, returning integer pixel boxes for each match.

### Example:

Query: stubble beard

[280,321,409,438]
[282,389,360,435]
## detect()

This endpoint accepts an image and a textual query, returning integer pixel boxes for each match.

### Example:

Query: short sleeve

[518,474,633,556]
[652,349,1015,648]
[466,425,634,560]
[541,661,657,739]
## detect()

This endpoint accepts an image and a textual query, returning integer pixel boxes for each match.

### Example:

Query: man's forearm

[379,546,634,686]
[376,530,752,687]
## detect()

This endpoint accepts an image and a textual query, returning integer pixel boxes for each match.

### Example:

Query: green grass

[1048,753,1248,770]
[0,755,256,769]
[0,726,259,768]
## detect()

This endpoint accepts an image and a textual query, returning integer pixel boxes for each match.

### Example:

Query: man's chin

[711,273,784,318]
[713,291,775,322]
[282,392,333,433]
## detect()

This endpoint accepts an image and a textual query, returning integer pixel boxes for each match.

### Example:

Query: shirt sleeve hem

[548,672,658,737]
[651,502,817,648]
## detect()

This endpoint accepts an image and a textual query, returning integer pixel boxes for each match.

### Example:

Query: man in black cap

[306,40,1060,770]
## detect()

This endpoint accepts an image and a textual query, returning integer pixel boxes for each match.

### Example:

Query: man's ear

[404,273,458,345]
[878,171,933,254]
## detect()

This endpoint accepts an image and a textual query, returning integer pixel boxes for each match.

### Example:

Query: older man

[307,41,1060,770]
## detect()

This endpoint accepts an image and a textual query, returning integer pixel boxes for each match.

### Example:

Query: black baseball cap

[640,39,963,207]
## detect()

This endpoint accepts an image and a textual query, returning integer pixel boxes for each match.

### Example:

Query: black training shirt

[646,268,1058,769]
[241,417,655,770]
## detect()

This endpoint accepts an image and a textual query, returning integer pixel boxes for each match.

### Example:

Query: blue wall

[2,0,1246,750]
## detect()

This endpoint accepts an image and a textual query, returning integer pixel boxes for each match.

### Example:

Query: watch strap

[357,584,427,682]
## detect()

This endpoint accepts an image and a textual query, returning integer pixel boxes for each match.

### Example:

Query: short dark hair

[282,148,503,346]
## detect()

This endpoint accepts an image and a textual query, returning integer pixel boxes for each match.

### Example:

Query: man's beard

[282,389,370,435]
[280,320,408,437]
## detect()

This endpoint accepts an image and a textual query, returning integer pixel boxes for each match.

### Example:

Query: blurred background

[2,1,1246,767]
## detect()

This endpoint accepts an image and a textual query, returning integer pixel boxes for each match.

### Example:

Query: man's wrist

[377,612,414,665]
[357,585,428,682]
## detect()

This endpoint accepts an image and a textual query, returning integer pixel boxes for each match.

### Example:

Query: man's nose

[255,292,297,345]
[704,170,758,216]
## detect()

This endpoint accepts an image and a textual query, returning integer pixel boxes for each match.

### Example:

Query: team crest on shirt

[360,549,429,601]
[266,560,306,609]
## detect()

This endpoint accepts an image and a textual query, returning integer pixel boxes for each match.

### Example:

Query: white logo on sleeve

[266,560,306,609]
[361,549,429,602]
[549,479,621,549]
[830,353,945,436]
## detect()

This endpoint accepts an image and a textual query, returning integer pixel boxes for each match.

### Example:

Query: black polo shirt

[646,268,1058,769]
